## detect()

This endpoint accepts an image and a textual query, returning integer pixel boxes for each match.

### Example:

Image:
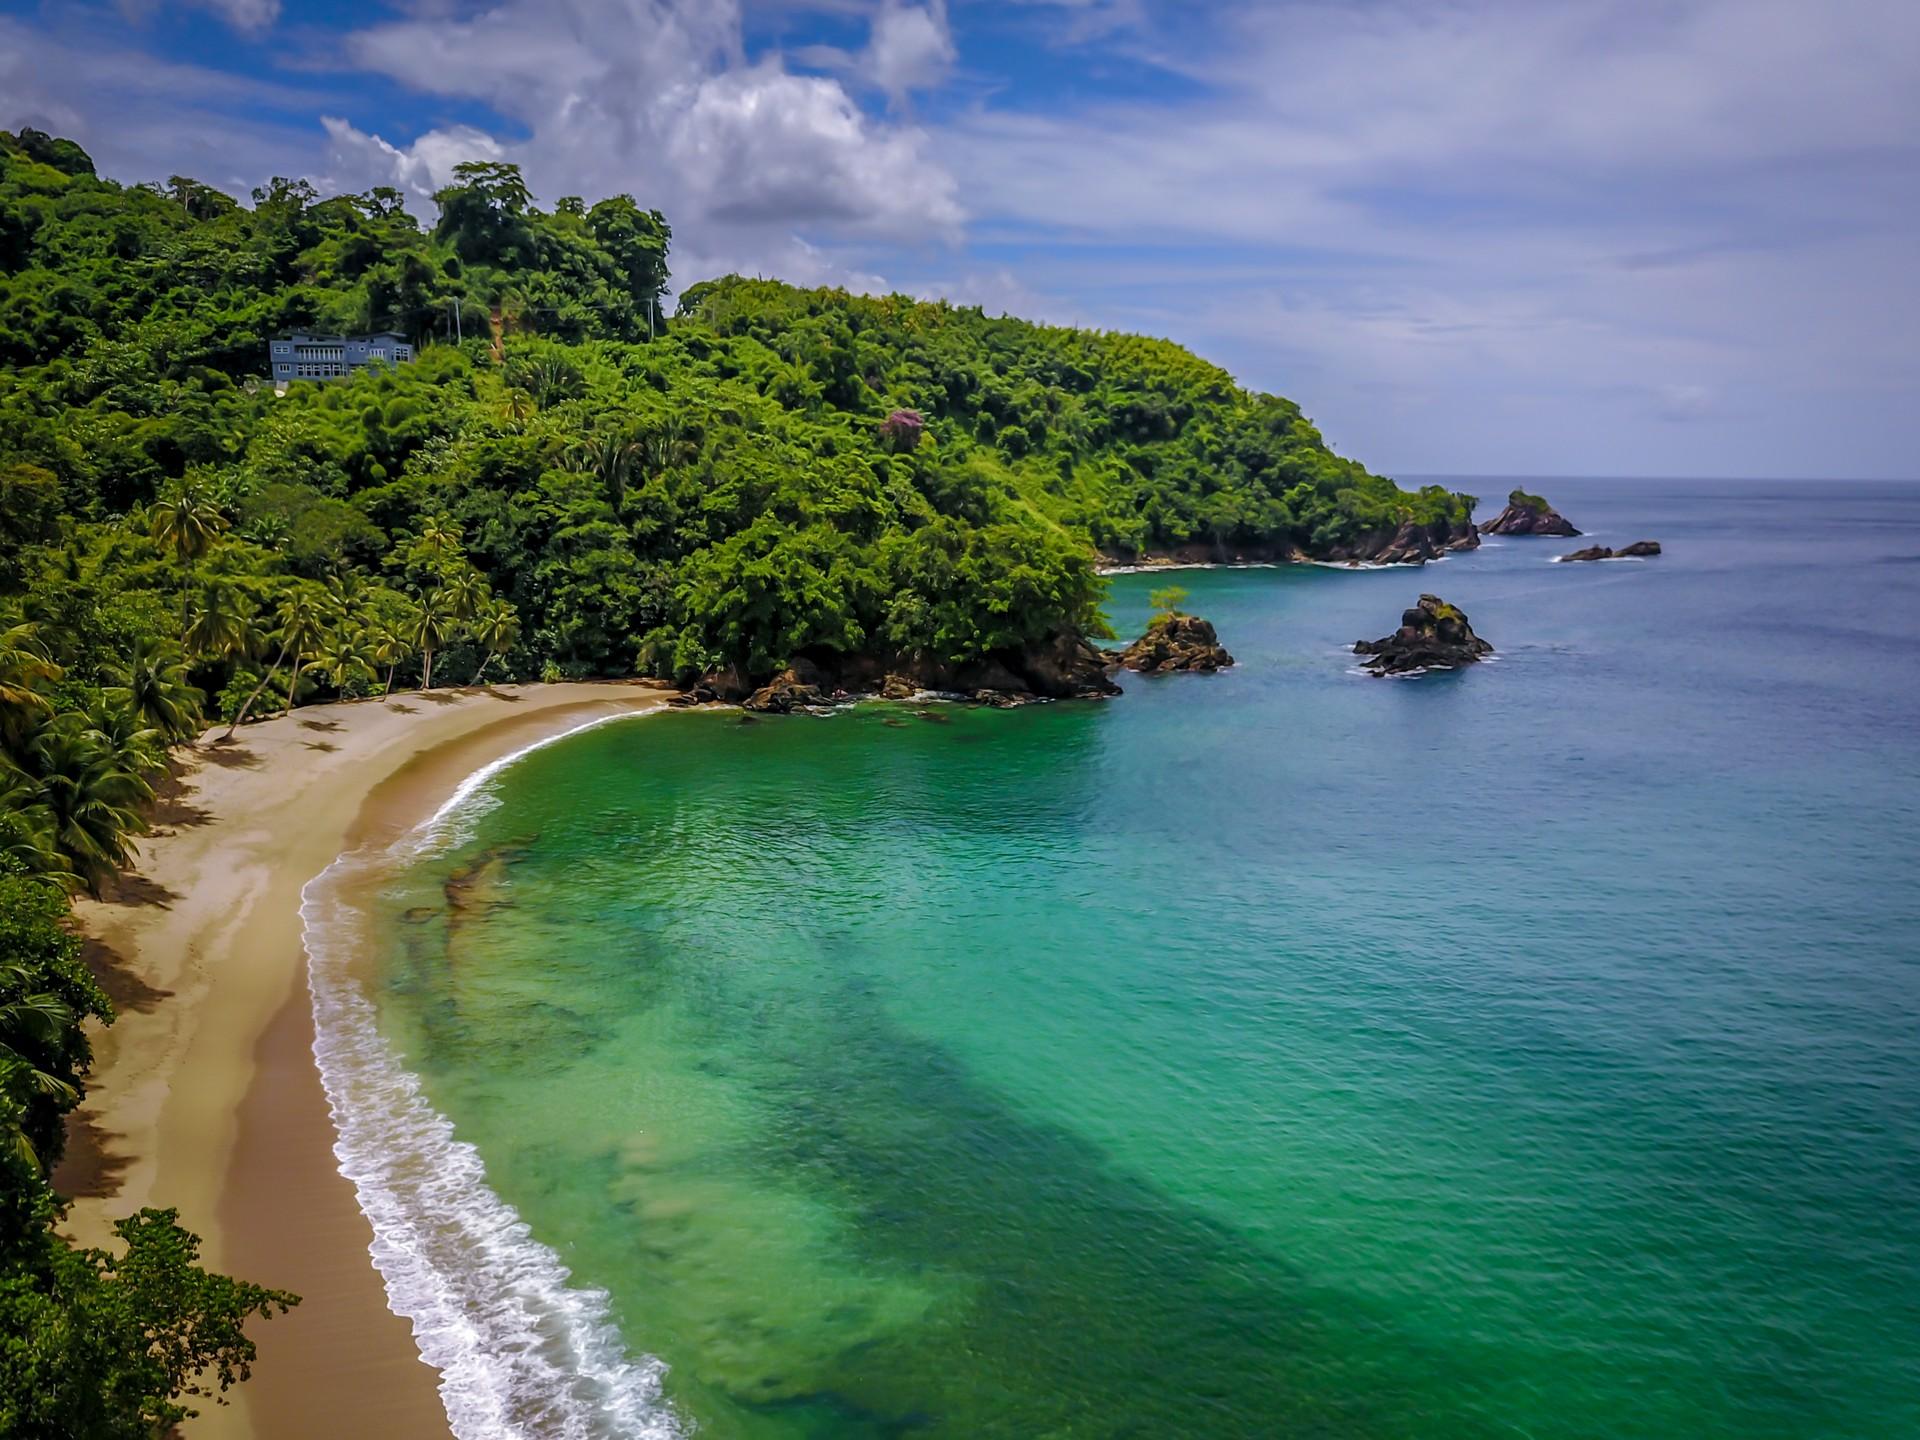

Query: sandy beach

[53,681,671,1439]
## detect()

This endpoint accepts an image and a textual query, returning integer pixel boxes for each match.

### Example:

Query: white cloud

[329,0,961,288]
[189,0,280,32]
[863,2,955,103]
[320,118,505,199]
[909,0,1920,475]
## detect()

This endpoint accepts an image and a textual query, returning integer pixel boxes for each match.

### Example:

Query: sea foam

[303,708,684,1439]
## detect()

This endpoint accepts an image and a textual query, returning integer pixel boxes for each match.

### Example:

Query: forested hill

[1,125,1472,702]
[0,130,1480,1420]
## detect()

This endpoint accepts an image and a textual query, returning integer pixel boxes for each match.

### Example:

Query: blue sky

[3,0,1917,479]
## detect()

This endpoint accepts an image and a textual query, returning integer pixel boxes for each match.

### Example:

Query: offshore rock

[1480,488,1581,537]
[1557,540,1663,562]
[1117,613,1235,674]
[1352,594,1494,675]
[742,658,831,713]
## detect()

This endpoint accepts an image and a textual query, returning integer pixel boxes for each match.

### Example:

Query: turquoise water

[340,479,1920,1438]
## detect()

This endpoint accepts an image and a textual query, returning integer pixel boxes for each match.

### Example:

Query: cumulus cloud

[329,0,961,290]
[863,2,956,103]
[320,118,505,199]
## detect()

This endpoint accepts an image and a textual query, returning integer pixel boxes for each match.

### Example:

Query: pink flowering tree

[878,408,926,454]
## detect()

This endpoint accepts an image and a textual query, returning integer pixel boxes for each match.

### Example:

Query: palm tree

[417,515,464,570]
[304,632,374,698]
[442,567,490,627]
[501,388,534,428]
[23,713,151,894]
[571,430,642,509]
[409,596,453,690]
[101,635,204,745]
[85,702,167,784]
[641,416,694,477]
[148,480,226,638]
[0,622,60,758]
[224,589,331,737]
[184,580,251,663]
[469,601,521,685]
[366,624,414,698]
[0,982,79,1171]
[0,764,62,881]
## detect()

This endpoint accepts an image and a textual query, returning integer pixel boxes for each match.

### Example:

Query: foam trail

[302,705,686,1439]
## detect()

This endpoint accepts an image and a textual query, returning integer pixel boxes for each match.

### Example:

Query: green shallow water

[358,480,1920,1439]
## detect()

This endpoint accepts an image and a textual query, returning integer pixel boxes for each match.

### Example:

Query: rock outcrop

[1556,540,1662,562]
[1330,516,1482,566]
[682,631,1121,710]
[1352,594,1493,675]
[742,662,829,713]
[1480,489,1581,537]
[1098,514,1480,569]
[1116,613,1235,673]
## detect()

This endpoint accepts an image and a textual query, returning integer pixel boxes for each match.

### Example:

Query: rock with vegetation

[1556,541,1662,562]
[1480,488,1582,537]
[1352,595,1494,674]
[1117,591,1234,673]
[1117,613,1233,672]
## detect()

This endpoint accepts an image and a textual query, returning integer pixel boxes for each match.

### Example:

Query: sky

[2,0,1917,480]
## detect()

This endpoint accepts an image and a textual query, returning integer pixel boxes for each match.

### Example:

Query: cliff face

[1353,595,1494,675]
[1329,516,1482,566]
[1480,489,1581,537]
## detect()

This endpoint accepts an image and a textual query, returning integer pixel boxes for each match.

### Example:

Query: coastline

[54,681,672,1439]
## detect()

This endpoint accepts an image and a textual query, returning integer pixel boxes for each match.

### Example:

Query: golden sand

[55,682,671,1439]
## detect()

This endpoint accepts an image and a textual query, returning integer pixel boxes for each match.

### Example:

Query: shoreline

[54,682,672,1439]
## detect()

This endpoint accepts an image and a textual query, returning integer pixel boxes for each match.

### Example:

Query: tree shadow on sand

[198,741,262,769]
[148,772,213,830]
[95,870,182,909]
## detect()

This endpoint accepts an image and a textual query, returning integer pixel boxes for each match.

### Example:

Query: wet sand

[55,682,671,1438]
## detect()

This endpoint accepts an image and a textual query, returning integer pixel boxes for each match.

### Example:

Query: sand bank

[54,682,671,1439]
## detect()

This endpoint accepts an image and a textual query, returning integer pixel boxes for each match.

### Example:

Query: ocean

[307,477,1920,1439]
